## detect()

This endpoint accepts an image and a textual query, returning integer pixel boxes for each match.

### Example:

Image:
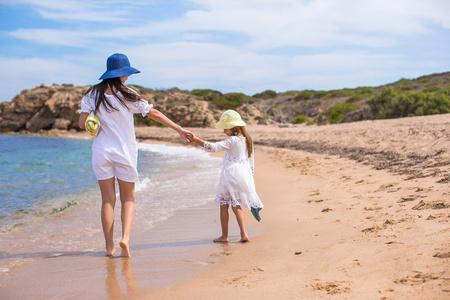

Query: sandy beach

[1,114,449,299]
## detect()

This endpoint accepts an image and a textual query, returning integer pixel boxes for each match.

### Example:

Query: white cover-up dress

[80,89,153,183]
[203,136,263,210]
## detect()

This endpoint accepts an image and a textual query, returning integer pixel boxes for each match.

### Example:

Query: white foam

[136,177,151,192]
[138,143,206,157]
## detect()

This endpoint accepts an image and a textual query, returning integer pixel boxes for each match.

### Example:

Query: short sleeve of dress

[78,92,95,114]
[129,100,153,117]
[125,86,153,116]
[202,136,234,153]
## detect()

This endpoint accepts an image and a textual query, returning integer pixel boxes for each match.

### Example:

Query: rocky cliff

[0,84,233,132]
[0,84,88,132]
[1,72,448,133]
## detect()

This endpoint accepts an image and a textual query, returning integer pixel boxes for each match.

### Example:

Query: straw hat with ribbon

[215,109,246,129]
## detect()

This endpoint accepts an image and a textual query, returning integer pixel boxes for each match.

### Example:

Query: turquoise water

[0,134,222,272]
[0,134,97,221]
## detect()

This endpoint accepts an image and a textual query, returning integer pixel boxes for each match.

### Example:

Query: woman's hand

[78,112,89,130]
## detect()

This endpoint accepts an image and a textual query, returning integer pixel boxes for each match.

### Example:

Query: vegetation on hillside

[367,87,450,119]
[140,72,450,125]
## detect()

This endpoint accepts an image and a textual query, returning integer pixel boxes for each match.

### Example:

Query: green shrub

[422,86,442,93]
[355,87,374,94]
[212,93,251,109]
[293,115,307,124]
[346,94,362,103]
[294,90,315,101]
[279,91,299,97]
[324,103,359,124]
[368,87,450,119]
[191,89,222,97]
[313,91,329,98]
[253,90,277,99]
[306,120,315,125]
[328,89,354,98]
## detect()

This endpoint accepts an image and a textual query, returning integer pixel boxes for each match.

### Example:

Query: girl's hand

[185,133,205,147]
[185,133,194,142]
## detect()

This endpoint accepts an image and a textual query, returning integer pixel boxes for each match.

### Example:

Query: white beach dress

[203,136,263,210]
[80,90,153,183]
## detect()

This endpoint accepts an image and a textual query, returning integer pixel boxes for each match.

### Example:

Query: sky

[0,0,449,102]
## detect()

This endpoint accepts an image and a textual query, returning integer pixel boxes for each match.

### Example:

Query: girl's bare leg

[98,178,117,256]
[118,179,135,257]
[232,205,249,242]
[214,204,229,243]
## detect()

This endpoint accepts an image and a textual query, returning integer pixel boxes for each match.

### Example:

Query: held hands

[186,132,205,147]
[179,128,194,144]
[185,133,195,143]
[178,128,203,146]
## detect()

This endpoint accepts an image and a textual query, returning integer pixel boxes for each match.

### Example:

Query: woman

[78,53,192,257]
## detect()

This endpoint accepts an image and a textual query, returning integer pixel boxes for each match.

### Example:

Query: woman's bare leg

[98,178,117,256]
[118,179,135,257]
[214,204,229,243]
[232,205,249,242]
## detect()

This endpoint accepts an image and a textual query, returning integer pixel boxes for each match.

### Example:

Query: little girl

[187,110,263,243]
[78,53,192,257]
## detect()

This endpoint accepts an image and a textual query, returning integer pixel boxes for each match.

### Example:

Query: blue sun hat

[99,53,140,80]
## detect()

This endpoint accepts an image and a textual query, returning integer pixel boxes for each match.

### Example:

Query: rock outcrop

[0,84,248,132]
[0,84,88,132]
[2,72,447,133]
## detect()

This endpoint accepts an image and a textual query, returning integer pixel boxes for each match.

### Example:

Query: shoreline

[0,183,263,299]
[1,114,449,299]
[0,133,264,299]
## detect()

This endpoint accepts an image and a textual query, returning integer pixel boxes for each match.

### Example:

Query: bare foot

[106,247,116,256]
[213,236,229,243]
[119,240,131,257]
[239,237,250,243]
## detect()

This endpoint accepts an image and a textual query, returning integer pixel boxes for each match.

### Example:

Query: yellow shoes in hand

[85,112,101,136]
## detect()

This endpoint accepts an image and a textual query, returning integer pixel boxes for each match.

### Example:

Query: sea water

[0,134,222,272]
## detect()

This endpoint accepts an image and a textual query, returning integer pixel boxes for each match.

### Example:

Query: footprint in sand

[310,280,351,295]
[426,213,446,220]
[394,271,444,286]
[309,190,320,196]
[412,200,449,210]
[340,175,353,182]
[396,195,419,203]
[210,251,232,257]
[376,183,399,192]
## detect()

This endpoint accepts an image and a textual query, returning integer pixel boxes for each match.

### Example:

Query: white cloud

[7,0,450,49]
[1,0,449,101]
[1,0,150,22]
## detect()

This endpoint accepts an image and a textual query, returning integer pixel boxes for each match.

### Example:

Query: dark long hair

[231,126,253,158]
[85,77,141,113]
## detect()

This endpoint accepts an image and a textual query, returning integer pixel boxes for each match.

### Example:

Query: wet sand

[1,113,449,299]
[0,199,262,299]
